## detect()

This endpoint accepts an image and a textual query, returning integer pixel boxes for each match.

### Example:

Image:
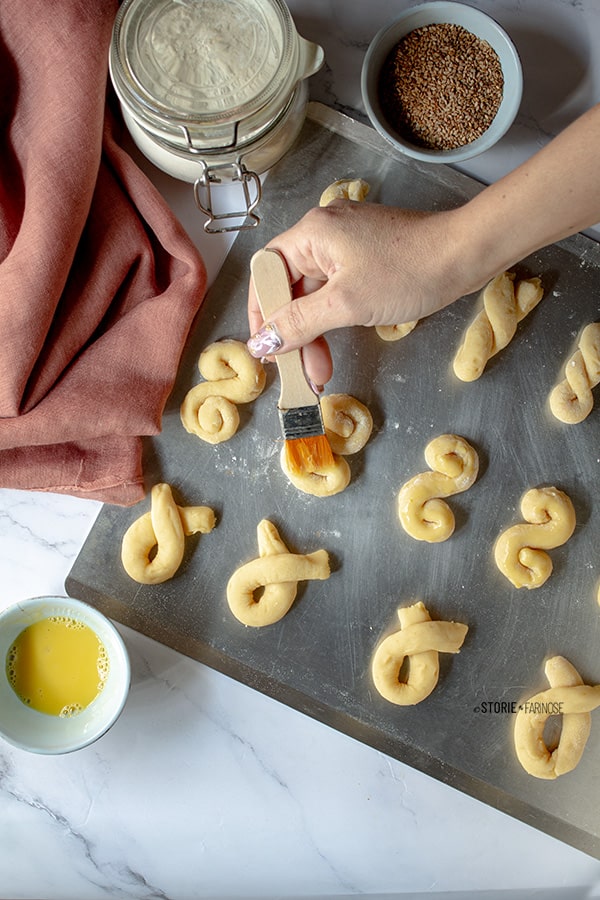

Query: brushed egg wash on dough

[6,616,109,717]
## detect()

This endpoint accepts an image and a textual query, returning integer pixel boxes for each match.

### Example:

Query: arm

[455,102,600,282]
[247,104,600,384]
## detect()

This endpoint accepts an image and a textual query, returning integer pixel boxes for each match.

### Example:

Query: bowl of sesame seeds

[361,1,522,163]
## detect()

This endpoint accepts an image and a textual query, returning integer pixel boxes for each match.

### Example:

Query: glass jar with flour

[109,0,323,231]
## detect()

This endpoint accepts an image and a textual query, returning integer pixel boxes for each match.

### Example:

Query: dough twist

[180,339,266,443]
[121,483,216,584]
[321,393,373,455]
[453,272,544,382]
[371,601,468,705]
[226,519,330,627]
[397,434,479,543]
[514,656,600,779]
[280,393,373,495]
[319,178,370,206]
[280,446,351,497]
[549,322,600,423]
[494,486,576,589]
[375,321,419,341]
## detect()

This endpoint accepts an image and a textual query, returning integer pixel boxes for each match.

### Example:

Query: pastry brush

[250,248,335,475]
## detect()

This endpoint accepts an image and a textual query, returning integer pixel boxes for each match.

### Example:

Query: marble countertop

[2,1,600,897]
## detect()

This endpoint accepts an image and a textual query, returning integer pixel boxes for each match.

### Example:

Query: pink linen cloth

[0,0,207,505]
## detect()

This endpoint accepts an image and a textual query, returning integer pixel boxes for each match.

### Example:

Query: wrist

[442,196,514,300]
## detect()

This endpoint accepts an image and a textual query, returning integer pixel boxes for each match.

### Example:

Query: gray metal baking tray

[66,103,600,858]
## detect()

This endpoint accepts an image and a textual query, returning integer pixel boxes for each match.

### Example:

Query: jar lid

[110,0,306,133]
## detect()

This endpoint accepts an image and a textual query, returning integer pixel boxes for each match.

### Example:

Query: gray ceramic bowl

[361,1,522,163]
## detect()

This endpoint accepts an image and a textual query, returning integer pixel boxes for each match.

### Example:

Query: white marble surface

[2,1,600,898]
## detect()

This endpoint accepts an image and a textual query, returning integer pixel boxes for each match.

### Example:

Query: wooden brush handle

[250,249,318,410]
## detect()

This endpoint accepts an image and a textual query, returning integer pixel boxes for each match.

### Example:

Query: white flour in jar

[139,0,282,114]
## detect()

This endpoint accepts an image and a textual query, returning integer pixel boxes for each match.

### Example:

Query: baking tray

[66,103,600,857]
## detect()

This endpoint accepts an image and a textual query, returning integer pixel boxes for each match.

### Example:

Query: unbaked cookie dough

[549,322,600,424]
[453,272,544,382]
[514,655,600,779]
[321,393,373,455]
[280,393,373,497]
[397,434,479,542]
[371,601,468,705]
[319,178,370,206]
[180,339,266,443]
[226,519,330,626]
[280,446,351,497]
[121,483,216,585]
[375,321,419,342]
[494,486,576,589]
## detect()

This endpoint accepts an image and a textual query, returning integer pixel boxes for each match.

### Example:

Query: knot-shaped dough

[321,393,373,455]
[319,178,370,206]
[180,339,266,443]
[397,434,479,543]
[371,601,468,705]
[121,483,216,584]
[453,272,544,382]
[514,656,600,779]
[375,321,418,341]
[549,322,600,424]
[226,519,331,626]
[494,486,576,589]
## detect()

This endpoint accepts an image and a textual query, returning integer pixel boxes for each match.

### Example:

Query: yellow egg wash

[6,616,109,717]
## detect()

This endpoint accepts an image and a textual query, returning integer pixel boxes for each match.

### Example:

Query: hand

[247,200,478,385]
[247,104,600,387]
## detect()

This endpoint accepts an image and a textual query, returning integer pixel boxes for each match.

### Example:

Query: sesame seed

[378,23,504,151]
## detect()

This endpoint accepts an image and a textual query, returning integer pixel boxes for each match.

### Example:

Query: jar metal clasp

[193,160,262,234]
[177,124,262,233]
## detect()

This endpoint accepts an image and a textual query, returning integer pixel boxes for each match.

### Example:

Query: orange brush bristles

[283,433,335,476]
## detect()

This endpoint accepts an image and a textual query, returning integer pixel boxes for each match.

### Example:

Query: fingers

[246,201,465,385]
[301,336,333,388]
[247,282,349,353]
[247,292,335,386]
[247,248,334,384]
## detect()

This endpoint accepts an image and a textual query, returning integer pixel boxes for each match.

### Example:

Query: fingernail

[247,323,283,358]
[308,379,324,395]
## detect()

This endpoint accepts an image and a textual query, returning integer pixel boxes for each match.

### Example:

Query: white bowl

[361,1,523,163]
[0,596,130,754]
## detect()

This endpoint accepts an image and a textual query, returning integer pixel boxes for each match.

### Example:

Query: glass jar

[109,0,324,232]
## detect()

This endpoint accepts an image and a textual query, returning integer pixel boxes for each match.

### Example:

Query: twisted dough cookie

[549,322,600,423]
[453,272,544,382]
[180,339,266,443]
[319,178,370,206]
[371,601,468,705]
[226,519,330,627]
[514,656,600,779]
[397,434,479,542]
[321,393,373,455]
[280,446,351,497]
[121,483,216,584]
[279,393,373,495]
[375,321,419,342]
[494,486,576,589]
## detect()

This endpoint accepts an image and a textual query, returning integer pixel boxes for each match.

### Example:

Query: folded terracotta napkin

[0,0,207,505]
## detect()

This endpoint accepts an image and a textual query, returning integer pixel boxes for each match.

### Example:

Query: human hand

[247,200,479,385]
